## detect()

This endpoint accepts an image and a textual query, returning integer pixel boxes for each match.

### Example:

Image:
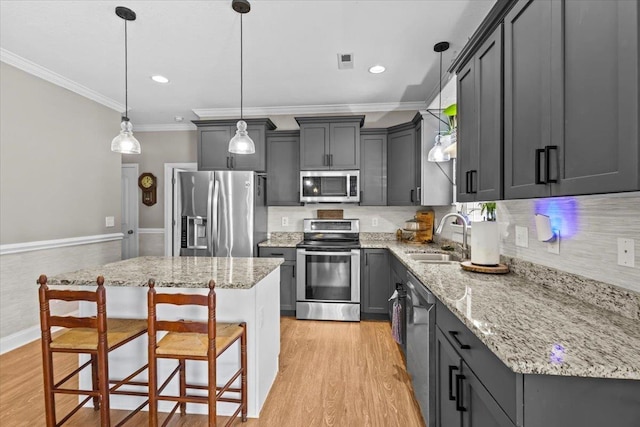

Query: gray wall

[0,63,122,341]
[123,131,197,228]
[0,62,122,244]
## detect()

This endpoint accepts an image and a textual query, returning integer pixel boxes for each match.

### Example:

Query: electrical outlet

[281,216,289,227]
[618,238,635,267]
[105,216,115,227]
[372,218,379,227]
[515,226,528,248]
[547,231,560,254]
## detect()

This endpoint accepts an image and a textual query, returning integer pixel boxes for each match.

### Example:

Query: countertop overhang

[48,256,285,289]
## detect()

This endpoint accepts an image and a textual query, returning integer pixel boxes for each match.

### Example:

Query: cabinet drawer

[259,247,296,261]
[436,300,516,422]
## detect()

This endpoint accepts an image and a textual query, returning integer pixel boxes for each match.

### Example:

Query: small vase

[470,221,500,266]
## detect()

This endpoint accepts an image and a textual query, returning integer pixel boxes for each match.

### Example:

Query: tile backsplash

[498,192,640,292]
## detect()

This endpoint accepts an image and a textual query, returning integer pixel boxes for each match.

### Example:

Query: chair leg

[209,347,217,427]
[91,354,100,410]
[241,322,247,422]
[97,352,110,427]
[179,359,187,416]
[41,344,56,427]
[148,353,157,427]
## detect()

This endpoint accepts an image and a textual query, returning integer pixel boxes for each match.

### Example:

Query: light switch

[618,238,635,268]
[105,216,115,227]
[515,226,528,248]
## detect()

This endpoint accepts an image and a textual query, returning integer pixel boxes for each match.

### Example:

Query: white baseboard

[0,310,79,355]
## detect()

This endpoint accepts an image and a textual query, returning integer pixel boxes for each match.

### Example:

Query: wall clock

[138,172,157,206]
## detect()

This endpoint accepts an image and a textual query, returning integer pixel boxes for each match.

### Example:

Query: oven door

[296,249,360,303]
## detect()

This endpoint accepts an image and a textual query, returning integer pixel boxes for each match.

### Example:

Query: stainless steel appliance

[296,219,360,321]
[406,271,436,425]
[299,170,360,203]
[172,170,267,257]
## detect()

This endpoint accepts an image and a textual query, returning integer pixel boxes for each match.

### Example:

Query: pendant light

[111,6,141,155]
[228,0,255,154]
[427,41,451,163]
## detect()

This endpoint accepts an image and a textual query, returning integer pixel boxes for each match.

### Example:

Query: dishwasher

[405,271,436,427]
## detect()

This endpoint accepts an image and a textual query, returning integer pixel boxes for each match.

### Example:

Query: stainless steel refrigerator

[172,170,267,257]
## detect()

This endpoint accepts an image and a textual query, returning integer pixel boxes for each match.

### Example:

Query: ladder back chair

[147,278,247,427]
[38,274,149,427]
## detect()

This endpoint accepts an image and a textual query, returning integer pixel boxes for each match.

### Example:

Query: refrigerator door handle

[206,177,213,255]
[211,180,220,256]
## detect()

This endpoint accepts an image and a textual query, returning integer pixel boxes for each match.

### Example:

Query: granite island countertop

[261,235,640,380]
[49,256,285,289]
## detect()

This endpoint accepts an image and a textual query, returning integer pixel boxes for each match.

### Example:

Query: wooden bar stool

[147,278,247,427]
[38,274,149,427]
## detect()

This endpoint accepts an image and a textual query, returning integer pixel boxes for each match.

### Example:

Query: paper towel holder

[535,214,557,242]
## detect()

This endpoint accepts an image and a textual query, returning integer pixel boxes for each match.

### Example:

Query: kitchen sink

[406,253,458,264]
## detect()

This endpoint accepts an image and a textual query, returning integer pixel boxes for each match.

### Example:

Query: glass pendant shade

[427,139,451,162]
[111,118,141,154]
[228,120,255,154]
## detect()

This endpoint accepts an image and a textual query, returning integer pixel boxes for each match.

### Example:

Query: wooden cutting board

[461,261,509,274]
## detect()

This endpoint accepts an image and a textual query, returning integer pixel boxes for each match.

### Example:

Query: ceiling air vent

[337,53,354,70]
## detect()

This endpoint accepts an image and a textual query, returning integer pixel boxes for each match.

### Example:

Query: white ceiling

[0,0,494,129]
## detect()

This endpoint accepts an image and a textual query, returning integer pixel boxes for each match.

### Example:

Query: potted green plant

[480,202,497,221]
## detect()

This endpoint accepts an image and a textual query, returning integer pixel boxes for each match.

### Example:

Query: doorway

[121,164,139,259]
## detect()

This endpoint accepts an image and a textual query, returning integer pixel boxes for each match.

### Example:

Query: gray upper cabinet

[504,0,639,198]
[296,116,364,170]
[266,131,301,206]
[457,24,503,202]
[387,121,420,206]
[360,129,388,206]
[194,118,276,172]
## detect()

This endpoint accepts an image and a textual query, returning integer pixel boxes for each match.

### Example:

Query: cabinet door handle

[292,267,295,278]
[271,252,284,256]
[535,148,546,184]
[410,189,415,203]
[226,157,230,169]
[448,331,470,349]
[448,365,459,401]
[230,157,235,169]
[545,145,558,183]
[365,254,368,265]
[465,171,470,194]
[470,170,477,194]
[455,374,467,412]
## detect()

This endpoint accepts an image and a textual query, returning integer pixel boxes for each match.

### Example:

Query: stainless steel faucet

[435,213,470,259]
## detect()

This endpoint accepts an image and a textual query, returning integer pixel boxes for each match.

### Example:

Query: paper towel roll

[471,221,500,266]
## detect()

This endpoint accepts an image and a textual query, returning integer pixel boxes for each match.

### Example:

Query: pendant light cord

[438,48,442,137]
[124,19,128,120]
[240,14,243,120]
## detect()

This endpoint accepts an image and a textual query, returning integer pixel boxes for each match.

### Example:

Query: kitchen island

[48,256,284,418]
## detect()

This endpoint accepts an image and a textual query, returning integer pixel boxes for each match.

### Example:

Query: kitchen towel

[391,299,402,345]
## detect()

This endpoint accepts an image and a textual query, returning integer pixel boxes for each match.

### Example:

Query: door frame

[121,163,139,259]
[163,162,197,256]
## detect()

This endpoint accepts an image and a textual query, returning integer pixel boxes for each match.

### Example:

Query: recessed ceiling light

[368,65,386,74]
[151,75,169,84]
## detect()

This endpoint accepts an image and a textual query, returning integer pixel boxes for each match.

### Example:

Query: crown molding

[135,123,197,132]
[192,101,426,119]
[0,48,124,112]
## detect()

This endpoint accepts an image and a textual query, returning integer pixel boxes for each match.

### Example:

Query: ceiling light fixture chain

[240,13,243,120]
[124,17,128,119]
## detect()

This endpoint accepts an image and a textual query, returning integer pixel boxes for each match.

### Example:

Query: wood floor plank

[0,317,424,426]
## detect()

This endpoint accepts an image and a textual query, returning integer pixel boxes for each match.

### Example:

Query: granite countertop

[48,256,284,290]
[263,235,640,380]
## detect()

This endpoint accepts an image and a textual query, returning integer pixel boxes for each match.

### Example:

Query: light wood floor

[0,317,425,426]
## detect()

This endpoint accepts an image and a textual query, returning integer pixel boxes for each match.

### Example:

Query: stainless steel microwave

[300,170,360,203]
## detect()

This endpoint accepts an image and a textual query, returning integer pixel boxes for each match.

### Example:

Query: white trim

[0,233,123,256]
[192,101,426,119]
[0,48,124,113]
[0,311,79,355]
[139,228,165,234]
[122,163,140,258]
[136,123,197,132]
[164,163,198,256]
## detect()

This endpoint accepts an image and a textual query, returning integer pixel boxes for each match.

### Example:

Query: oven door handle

[297,250,359,257]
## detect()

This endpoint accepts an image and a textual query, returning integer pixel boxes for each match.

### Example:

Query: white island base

[78,268,280,418]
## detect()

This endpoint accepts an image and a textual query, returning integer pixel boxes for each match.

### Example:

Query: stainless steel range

[296,219,361,321]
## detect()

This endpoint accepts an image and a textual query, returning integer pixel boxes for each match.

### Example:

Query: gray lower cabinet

[194,118,276,172]
[361,249,390,317]
[296,116,364,170]
[360,129,387,206]
[457,24,503,203]
[266,131,300,206]
[258,247,296,315]
[504,0,639,198]
[387,122,420,206]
